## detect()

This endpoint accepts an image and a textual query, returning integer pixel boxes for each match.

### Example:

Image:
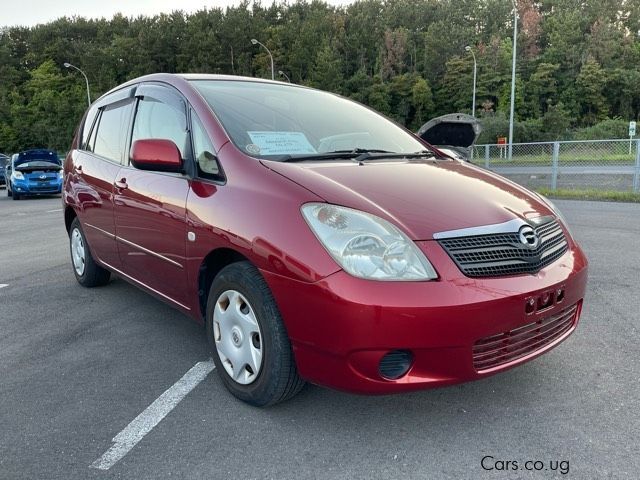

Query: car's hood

[417,113,481,148]
[16,161,61,171]
[261,159,554,240]
[15,151,60,166]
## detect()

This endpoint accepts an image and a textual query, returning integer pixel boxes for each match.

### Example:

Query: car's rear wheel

[69,217,111,287]
[206,261,305,406]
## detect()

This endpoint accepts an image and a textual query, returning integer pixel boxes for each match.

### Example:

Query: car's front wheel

[206,261,305,406]
[69,217,111,287]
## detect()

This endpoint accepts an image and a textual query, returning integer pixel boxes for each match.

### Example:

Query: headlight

[57,171,64,179]
[12,171,24,180]
[301,203,437,281]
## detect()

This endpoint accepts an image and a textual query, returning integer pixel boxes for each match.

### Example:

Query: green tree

[525,62,559,117]
[540,103,571,140]
[1,0,640,154]
[367,81,392,117]
[576,58,608,125]
[411,76,434,129]
[310,44,344,93]
[438,56,472,114]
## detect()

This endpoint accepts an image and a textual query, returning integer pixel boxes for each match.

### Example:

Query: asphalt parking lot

[1,192,638,479]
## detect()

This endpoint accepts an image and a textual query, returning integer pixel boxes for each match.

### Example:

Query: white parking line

[0,284,8,289]
[90,360,216,471]
[47,208,63,213]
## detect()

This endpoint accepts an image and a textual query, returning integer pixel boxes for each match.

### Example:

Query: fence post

[551,142,560,191]
[634,139,640,193]
[484,145,490,169]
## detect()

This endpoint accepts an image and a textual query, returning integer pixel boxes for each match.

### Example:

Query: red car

[63,74,588,406]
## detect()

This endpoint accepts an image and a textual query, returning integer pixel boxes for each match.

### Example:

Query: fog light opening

[378,350,413,380]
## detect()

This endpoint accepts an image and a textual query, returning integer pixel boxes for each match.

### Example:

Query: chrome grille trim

[437,217,568,277]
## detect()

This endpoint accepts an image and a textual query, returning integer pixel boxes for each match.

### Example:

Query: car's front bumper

[262,240,588,394]
[12,179,62,195]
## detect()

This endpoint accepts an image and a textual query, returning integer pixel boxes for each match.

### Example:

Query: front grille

[29,177,55,183]
[438,219,568,277]
[472,303,578,371]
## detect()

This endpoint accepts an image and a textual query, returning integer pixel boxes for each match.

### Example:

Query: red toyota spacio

[63,74,588,406]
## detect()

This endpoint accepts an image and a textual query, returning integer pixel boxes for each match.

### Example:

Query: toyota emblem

[518,225,539,248]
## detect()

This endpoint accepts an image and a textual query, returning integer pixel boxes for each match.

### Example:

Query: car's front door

[113,84,191,309]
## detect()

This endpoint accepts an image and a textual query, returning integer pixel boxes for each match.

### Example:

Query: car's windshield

[190,80,427,159]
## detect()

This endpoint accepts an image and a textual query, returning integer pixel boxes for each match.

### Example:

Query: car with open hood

[63,74,588,406]
[417,112,481,161]
[7,149,63,200]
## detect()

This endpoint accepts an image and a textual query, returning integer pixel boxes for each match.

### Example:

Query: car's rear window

[190,80,426,159]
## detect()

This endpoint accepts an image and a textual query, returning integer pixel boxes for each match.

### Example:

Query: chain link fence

[470,139,640,192]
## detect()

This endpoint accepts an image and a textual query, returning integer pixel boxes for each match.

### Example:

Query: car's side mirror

[130,139,183,173]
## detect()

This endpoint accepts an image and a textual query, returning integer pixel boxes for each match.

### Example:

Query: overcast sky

[0,0,353,28]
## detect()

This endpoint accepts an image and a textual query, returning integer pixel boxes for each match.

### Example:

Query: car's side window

[191,113,221,179]
[85,110,101,153]
[92,101,134,163]
[81,105,100,149]
[131,97,189,160]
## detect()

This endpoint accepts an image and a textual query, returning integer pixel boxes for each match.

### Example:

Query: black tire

[69,217,111,287]
[12,192,19,200]
[206,261,305,406]
[7,185,11,197]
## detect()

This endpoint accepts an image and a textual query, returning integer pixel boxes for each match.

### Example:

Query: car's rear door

[73,89,136,268]
[113,83,191,309]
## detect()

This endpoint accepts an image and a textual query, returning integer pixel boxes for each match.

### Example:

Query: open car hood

[417,113,481,149]
[14,150,60,168]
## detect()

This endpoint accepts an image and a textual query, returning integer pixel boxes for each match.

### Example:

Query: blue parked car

[6,149,63,200]
[0,153,9,186]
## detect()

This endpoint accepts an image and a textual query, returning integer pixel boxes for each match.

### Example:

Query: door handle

[114,178,128,191]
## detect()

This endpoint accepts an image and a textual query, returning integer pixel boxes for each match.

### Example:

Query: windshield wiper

[353,149,435,164]
[276,148,434,163]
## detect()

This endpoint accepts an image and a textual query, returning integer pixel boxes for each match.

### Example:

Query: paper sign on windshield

[247,131,316,155]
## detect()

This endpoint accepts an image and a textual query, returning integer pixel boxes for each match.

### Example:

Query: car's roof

[97,73,301,105]
[177,73,287,84]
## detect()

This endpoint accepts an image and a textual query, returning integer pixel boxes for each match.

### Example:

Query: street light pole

[508,1,518,161]
[251,38,274,80]
[64,62,91,107]
[278,70,291,83]
[465,46,477,117]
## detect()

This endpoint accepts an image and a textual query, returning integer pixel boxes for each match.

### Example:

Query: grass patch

[471,147,637,165]
[535,187,640,203]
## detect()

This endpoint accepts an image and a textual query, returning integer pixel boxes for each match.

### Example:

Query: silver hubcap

[71,228,86,276]
[213,290,263,385]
